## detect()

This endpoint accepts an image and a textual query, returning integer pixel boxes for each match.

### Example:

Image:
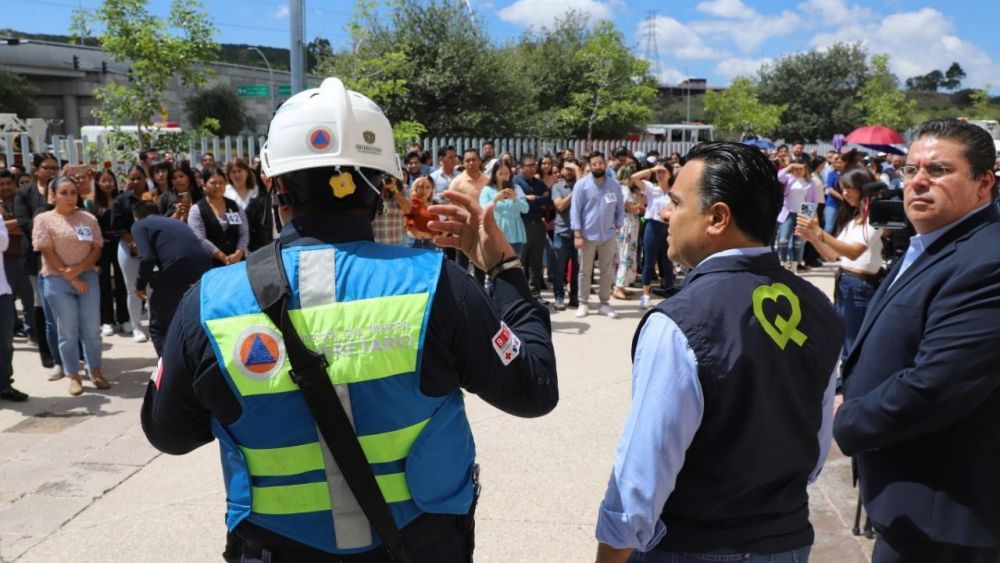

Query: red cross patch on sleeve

[491,322,522,367]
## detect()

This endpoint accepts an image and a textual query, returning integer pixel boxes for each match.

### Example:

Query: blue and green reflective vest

[200,241,476,555]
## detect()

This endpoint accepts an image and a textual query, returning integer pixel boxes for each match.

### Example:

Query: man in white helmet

[140,77,558,563]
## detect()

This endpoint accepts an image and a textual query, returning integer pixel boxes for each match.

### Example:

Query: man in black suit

[834,119,1000,563]
[131,202,212,356]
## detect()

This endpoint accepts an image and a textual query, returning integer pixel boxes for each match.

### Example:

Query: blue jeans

[39,279,61,366]
[777,213,804,263]
[550,232,579,302]
[42,271,102,373]
[823,205,839,235]
[835,272,877,363]
[0,293,14,390]
[629,545,810,563]
[642,220,672,287]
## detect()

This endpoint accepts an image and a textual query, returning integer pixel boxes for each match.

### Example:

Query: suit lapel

[845,207,997,367]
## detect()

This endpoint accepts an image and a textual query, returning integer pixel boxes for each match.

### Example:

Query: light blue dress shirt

[595,246,837,551]
[890,203,992,286]
[569,173,625,242]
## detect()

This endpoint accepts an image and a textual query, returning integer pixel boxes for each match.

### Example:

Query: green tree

[756,42,871,141]
[71,0,218,143]
[905,69,944,92]
[703,77,785,138]
[322,0,529,137]
[969,85,993,119]
[0,68,39,116]
[557,21,657,140]
[941,62,966,91]
[184,85,247,135]
[509,12,589,137]
[855,54,917,131]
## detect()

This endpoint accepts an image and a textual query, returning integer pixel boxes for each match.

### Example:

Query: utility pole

[289,0,305,94]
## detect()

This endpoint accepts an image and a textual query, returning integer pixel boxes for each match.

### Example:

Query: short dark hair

[684,142,782,244]
[437,145,456,159]
[612,146,630,159]
[520,152,536,165]
[140,148,158,162]
[587,151,605,162]
[404,151,421,163]
[791,139,806,146]
[133,201,159,219]
[914,118,996,179]
[0,169,13,181]
[463,148,480,159]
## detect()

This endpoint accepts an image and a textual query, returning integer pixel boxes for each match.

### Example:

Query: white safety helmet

[260,77,402,195]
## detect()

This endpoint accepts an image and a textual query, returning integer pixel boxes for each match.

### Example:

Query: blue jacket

[835,205,1000,547]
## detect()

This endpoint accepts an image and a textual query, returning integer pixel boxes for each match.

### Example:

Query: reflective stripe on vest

[204,292,431,397]
[202,243,457,553]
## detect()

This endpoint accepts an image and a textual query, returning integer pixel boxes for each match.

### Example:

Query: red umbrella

[844,125,905,145]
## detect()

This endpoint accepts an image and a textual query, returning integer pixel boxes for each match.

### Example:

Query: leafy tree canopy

[856,54,917,131]
[756,42,871,141]
[0,68,39,117]
[703,77,785,138]
[184,85,247,136]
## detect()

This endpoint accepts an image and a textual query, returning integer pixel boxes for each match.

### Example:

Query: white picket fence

[1,132,266,171]
[2,132,882,172]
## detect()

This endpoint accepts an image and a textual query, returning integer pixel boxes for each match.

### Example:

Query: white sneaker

[639,295,651,310]
[599,304,618,318]
[575,303,589,318]
[101,324,115,337]
[120,321,133,334]
[47,364,64,381]
[133,329,148,343]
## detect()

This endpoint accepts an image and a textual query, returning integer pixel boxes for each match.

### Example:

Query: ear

[977,170,996,199]
[706,202,732,236]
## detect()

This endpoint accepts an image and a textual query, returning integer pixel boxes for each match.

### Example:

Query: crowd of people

[0,148,277,399]
[0,135,960,402]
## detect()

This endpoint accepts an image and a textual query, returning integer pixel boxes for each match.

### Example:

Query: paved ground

[0,264,874,562]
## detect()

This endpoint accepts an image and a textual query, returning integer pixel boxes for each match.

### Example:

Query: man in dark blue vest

[595,142,842,563]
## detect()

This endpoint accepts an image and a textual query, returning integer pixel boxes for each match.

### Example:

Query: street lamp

[245,47,275,112]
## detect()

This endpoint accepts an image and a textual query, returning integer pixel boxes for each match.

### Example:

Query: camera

[862,181,913,267]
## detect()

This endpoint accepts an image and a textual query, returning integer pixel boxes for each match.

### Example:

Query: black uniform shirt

[141,211,559,455]
[131,215,213,291]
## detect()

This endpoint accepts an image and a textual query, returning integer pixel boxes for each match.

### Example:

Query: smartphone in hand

[799,202,817,218]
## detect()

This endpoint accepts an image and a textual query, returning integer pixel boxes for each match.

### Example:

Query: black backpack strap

[245,241,412,563]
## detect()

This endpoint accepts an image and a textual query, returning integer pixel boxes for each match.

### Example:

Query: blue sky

[8,0,1000,91]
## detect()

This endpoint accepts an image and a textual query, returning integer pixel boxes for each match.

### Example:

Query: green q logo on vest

[752,283,808,350]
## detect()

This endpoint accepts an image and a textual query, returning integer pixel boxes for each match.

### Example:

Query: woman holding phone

[796,167,883,364]
[776,161,817,271]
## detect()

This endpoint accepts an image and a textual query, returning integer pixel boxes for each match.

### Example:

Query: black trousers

[521,219,546,295]
[148,269,207,356]
[873,530,1000,563]
[240,514,469,563]
[98,240,129,326]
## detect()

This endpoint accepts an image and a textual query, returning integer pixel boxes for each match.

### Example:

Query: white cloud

[714,57,773,80]
[498,0,612,26]
[809,7,1000,92]
[798,0,874,27]
[690,7,802,53]
[274,3,289,18]
[640,15,727,60]
[696,0,751,19]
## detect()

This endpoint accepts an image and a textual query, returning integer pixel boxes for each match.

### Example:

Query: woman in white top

[796,167,883,363]
[223,157,258,211]
[629,164,673,310]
